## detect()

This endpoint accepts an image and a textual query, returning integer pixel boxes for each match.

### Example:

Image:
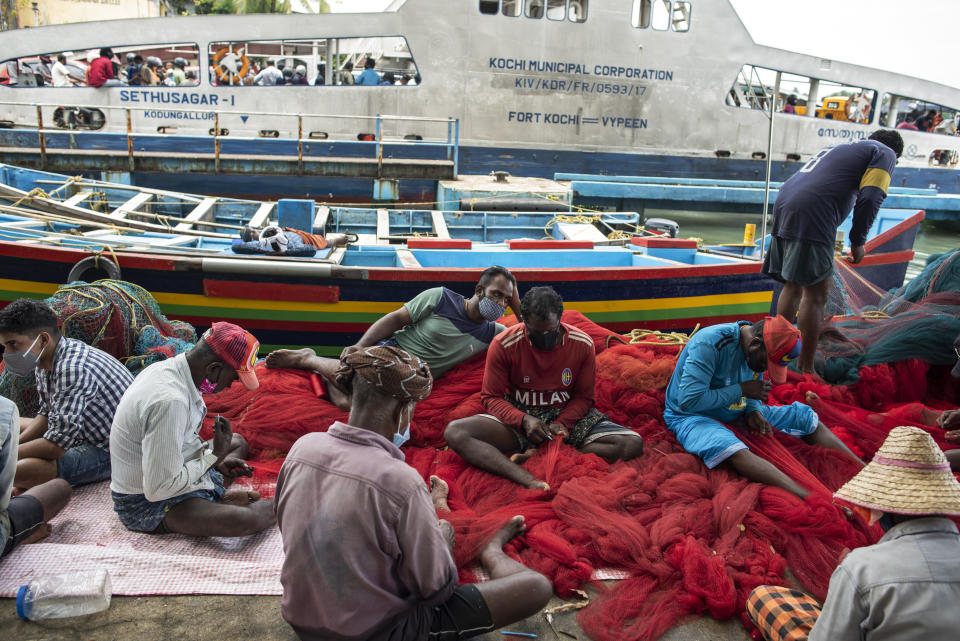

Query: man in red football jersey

[445,286,643,490]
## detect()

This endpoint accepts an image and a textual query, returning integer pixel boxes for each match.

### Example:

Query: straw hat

[834,426,960,516]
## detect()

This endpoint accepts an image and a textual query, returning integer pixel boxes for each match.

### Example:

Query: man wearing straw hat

[746,425,960,641]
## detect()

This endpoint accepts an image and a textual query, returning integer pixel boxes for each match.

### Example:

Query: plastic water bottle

[16,569,112,620]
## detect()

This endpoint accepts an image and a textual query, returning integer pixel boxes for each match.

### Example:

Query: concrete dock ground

[1,593,753,641]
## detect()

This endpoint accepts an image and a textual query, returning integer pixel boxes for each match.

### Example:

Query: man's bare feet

[20,523,51,545]
[265,348,317,370]
[524,480,550,492]
[805,391,820,403]
[221,489,261,506]
[429,475,451,512]
[480,515,526,562]
[509,449,537,464]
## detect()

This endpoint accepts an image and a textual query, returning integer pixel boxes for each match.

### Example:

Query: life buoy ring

[845,93,871,124]
[213,47,250,86]
[67,255,121,283]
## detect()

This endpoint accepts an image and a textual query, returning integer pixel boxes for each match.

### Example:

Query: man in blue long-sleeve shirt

[664,316,863,498]
[763,130,903,374]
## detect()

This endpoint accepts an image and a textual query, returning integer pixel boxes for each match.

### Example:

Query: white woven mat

[0,481,283,596]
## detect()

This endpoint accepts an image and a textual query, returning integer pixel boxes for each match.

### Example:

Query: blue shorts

[664,402,819,469]
[111,468,226,534]
[56,444,112,487]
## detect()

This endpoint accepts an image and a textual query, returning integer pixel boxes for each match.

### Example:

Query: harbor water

[650,209,958,282]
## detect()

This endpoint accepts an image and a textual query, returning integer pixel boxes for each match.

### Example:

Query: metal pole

[126,108,134,172]
[375,114,382,177]
[214,112,220,173]
[36,105,45,168]
[453,118,460,177]
[297,114,303,174]
[760,72,780,262]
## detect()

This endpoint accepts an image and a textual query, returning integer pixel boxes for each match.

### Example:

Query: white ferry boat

[0,0,958,200]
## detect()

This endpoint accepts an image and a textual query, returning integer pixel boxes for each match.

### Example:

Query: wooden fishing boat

[0,164,921,352]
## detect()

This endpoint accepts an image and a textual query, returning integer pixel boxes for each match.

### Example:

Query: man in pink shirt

[276,345,552,641]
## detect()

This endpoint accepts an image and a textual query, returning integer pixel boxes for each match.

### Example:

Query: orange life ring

[213,47,250,85]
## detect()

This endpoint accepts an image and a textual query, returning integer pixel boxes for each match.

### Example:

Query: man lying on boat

[276,345,552,641]
[0,299,133,493]
[265,266,522,410]
[108,322,276,537]
[663,316,863,499]
[444,286,643,491]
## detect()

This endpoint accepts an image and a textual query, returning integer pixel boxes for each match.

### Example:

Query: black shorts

[428,584,495,641]
[762,236,834,287]
[2,494,44,557]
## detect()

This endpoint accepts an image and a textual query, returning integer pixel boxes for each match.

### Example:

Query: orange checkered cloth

[746,585,822,641]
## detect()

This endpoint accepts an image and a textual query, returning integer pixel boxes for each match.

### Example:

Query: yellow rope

[9,188,51,208]
[625,324,700,346]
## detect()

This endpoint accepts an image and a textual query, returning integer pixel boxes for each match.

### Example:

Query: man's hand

[217,456,254,479]
[212,415,233,464]
[740,379,772,402]
[521,414,551,445]
[936,409,960,431]
[847,245,865,264]
[547,422,568,439]
[340,344,361,359]
[746,411,773,436]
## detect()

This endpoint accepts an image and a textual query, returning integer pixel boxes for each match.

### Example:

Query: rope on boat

[625,325,700,346]
[9,188,51,208]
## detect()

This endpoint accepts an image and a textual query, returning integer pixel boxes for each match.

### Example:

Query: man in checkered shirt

[0,299,133,491]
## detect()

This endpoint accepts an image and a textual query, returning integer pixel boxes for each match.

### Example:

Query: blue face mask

[477,295,505,322]
[393,423,411,448]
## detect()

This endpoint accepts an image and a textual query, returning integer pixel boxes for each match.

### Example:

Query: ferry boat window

[0,43,200,89]
[547,0,566,20]
[651,0,672,30]
[502,0,522,16]
[526,0,544,18]
[568,0,587,22]
[930,149,959,167]
[479,0,499,13]
[631,0,671,30]
[727,64,876,125]
[878,93,958,136]
[672,1,691,32]
[208,37,419,88]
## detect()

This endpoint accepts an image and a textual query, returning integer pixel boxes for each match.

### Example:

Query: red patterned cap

[763,315,801,385]
[203,322,260,390]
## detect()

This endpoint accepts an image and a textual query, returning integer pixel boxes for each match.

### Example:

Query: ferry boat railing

[0,101,460,177]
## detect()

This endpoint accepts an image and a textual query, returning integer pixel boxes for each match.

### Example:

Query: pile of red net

[201,311,959,641]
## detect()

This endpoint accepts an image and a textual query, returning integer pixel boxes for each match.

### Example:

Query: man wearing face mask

[0,299,133,492]
[265,266,522,411]
[108,322,276,536]
[663,316,863,499]
[276,345,553,641]
[445,287,643,490]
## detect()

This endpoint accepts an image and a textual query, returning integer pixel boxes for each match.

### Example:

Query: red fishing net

[198,310,959,641]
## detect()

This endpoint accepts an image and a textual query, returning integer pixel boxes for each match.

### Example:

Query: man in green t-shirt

[266,267,521,410]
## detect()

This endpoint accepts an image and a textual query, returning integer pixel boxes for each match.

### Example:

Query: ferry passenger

[292,65,308,85]
[109,322,276,537]
[783,94,797,114]
[266,266,522,410]
[763,130,904,375]
[276,345,552,641]
[254,59,283,86]
[88,47,119,88]
[355,57,381,86]
[915,109,938,132]
[314,63,325,86]
[123,53,140,86]
[380,71,396,86]
[338,61,355,85]
[747,426,960,641]
[281,67,295,86]
[0,396,72,557]
[139,57,160,86]
[52,54,80,87]
[169,57,187,86]
[0,299,133,492]
[444,287,643,491]
[663,316,863,499]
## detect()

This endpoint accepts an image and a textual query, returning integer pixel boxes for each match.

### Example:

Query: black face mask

[528,328,560,351]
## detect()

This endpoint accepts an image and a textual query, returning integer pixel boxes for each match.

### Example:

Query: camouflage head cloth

[334,345,433,403]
